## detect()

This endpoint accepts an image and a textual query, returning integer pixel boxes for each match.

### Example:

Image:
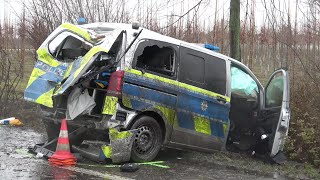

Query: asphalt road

[0,126,284,180]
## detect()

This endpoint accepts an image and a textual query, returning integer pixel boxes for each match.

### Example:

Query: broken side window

[48,32,92,62]
[134,40,176,77]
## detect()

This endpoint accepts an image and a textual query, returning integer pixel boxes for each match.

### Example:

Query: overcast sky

[0,0,312,29]
[0,0,22,23]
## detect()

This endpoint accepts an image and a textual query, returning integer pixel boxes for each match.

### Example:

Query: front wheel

[130,116,162,162]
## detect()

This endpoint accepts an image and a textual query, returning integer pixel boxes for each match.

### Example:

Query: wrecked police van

[24,23,290,163]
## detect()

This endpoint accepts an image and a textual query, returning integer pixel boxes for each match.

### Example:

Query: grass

[4,50,36,93]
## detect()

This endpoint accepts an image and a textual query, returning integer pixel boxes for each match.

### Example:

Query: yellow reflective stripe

[102,145,112,158]
[126,68,177,86]
[223,123,228,136]
[53,83,62,95]
[63,63,73,79]
[35,89,54,107]
[60,23,93,42]
[125,69,230,102]
[172,116,179,128]
[36,48,60,67]
[26,68,46,89]
[179,82,230,102]
[102,96,118,115]
[122,94,132,109]
[155,105,177,127]
[194,115,211,135]
[109,128,133,140]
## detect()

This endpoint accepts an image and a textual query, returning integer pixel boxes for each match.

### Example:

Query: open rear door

[264,69,290,158]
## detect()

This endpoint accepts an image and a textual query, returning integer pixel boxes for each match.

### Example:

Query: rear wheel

[130,116,162,162]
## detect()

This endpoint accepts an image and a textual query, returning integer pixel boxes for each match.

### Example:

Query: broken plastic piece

[0,117,23,126]
[36,153,44,159]
[9,119,23,126]
[261,134,268,140]
[120,163,139,172]
[101,145,112,158]
[106,128,136,163]
[94,80,108,88]
[109,128,133,140]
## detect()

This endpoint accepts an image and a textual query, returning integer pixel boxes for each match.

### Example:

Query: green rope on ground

[78,161,170,169]
[15,148,33,157]
[138,161,170,168]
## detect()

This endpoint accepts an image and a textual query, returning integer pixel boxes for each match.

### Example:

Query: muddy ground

[0,123,318,180]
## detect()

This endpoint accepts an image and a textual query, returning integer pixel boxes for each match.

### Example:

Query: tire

[130,116,162,162]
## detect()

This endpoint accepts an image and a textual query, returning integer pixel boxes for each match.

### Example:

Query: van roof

[79,22,250,72]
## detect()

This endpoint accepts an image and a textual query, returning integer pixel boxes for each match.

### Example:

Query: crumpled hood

[24,23,122,108]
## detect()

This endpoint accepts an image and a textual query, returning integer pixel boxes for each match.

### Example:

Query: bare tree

[229,0,241,61]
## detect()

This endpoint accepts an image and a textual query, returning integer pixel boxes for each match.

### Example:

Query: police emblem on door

[201,101,208,111]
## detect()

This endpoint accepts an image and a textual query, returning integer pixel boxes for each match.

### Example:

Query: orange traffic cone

[48,118,77,166]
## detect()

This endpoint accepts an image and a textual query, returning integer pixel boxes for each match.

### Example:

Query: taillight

[107,70,124,97]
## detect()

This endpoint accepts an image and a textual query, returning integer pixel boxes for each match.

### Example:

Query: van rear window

[205,56,227,95]
[179,46,226,95]
[180,53,205,84]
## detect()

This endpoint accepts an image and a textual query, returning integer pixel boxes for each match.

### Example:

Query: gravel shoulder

[0,123,318,180]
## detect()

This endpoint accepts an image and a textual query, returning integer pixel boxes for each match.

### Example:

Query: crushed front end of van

[24,23,143,163]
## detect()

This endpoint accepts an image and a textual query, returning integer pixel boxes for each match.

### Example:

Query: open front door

[264,69,290,157]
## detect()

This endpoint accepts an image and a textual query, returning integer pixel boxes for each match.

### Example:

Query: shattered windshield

[231,66,258,98]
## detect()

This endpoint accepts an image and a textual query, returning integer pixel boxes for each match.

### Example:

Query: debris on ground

[0,117,23,126]
[120,163,139,172]
[15,148,33,158]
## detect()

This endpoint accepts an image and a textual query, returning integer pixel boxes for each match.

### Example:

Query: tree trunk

[229,0,241,61]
